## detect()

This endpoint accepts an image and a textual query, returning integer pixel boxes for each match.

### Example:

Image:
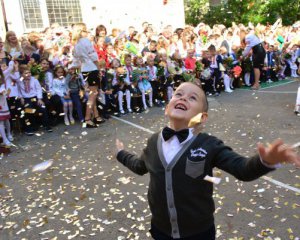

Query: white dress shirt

[162,128,194,164]
[243,33,262,56]
[3,61,20,97]
[17,77,43,99]
[73,38,99,72]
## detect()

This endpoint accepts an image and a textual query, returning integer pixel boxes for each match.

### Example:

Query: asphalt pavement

[0,79,299,240]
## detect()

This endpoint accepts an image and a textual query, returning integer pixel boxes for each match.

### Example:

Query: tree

[184,0,300,27]
[184,0,209,26]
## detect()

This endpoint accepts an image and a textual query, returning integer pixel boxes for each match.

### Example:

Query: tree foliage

[184,0,300,27]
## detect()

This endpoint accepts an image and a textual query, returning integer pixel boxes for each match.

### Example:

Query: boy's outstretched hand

[116,139,124,154]
[257,139,300,167]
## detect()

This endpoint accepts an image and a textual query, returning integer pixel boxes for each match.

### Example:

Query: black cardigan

[117,132,274,238]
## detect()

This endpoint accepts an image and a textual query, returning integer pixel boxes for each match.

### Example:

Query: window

[20,0,82,31]
[46,0,82,26]
[21,0,44,29]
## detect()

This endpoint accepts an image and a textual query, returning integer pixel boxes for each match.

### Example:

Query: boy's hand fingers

[284,150,300,167]
[116,139,124,151]
[269,139,284,152]
[257,142,267,160]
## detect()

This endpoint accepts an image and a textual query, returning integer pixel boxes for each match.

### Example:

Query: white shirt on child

[0,84,10,117]
[18,77,43,99]
[147,66,157,81]
[51,77,67,97]
[162,128,194,164]
[3,61,20,97]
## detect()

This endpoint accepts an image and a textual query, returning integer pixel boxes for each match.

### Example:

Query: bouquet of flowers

[116,67,127,83]
[138,67,149,83]
[201,68,211,80]
[223,57,234,70]
[29,63,45,83]
[201,33,208,45]
[233,65,242,78]
[195,61,202,72]
[182,72,195,82]
[107,69,115,80]
[131,69,140,83]
[168,65,183,75]
[236,48,244,60]
[284,52,292,60]
[157,61,166,78]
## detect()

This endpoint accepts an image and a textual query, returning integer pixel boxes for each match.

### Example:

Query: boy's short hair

[194,83,209,112]
[208,44,216,52]
[150,40,157,45]
[178,82,209,113]
[124,54,132,60]
[146,55,155,62]
[19,64,30,75]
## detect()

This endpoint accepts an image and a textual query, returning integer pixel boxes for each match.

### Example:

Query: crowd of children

[0,19,299,147]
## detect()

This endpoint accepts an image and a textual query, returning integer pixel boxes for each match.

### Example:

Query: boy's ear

[164,104,169,115]
[201,112,208,124]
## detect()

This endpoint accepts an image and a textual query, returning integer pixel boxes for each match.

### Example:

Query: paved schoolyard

[0,79,299,240]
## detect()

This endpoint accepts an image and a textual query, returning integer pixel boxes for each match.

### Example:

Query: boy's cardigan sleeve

[117,150,148,176]
[116,135,155,176]
[212,138,274,181]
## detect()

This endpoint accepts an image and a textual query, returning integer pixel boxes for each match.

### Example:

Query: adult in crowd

[72,22,104,128]
[242,29,266,90]
[4,31,23,62]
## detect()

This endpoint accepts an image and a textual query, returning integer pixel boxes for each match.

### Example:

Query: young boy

[17,65,53,135]
[115,82,300,240]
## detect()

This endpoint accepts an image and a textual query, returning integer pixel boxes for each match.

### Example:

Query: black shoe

[103,114,110,120]
[85,120,98,128]
[95,118,105,124]
[114,112,121,117]
[46,126,53,132]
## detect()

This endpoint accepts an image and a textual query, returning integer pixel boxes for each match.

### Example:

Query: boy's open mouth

[175,103,187,111]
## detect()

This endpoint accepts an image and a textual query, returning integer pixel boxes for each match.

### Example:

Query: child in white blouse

[52,65,74,125]
[0,69,13,146]
[2,60,20,122]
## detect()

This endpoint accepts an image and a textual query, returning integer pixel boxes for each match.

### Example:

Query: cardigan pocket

[185,158,205,179]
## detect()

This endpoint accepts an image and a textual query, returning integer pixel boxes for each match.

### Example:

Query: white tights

[118,90,131,111]
[0,120,11,143]
[141,89,153,108]
[64,102,74,121]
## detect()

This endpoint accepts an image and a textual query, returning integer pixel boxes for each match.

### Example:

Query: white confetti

[32,160,54,172]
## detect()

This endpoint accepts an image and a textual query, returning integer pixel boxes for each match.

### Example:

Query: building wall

[3,0,24,37]
[1,0,185,36]
[80,0,185,32]
[0,1,6,39]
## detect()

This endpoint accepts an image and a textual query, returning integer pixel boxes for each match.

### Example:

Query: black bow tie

[162,127,189,143]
